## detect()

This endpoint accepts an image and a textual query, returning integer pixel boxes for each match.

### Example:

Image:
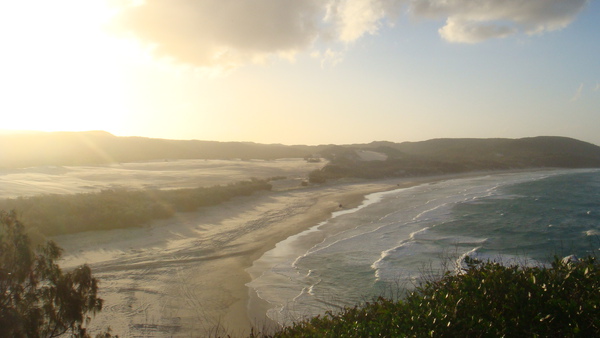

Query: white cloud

[112,0,324,69]
[438,18,517,44]
[332,0,399,42]
[594,83,600,92]
[111,0,589,68]
[411,0,588,43]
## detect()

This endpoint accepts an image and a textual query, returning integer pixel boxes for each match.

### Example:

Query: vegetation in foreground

[0,211,103,337]
[0,179,272,236]
[267,256,600,337]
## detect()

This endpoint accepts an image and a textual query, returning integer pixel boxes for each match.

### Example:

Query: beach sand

[192,179,409,336]
[53,172,516,336]
[169,175,477,336]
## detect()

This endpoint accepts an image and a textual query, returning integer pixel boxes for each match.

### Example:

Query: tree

[0,210,103,337]
[308,169,327,184]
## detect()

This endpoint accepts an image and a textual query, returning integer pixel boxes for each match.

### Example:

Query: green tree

[0,210,103,337]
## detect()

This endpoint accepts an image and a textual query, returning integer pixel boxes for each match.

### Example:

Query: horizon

[2,128,600,148]
[1,1,599,146]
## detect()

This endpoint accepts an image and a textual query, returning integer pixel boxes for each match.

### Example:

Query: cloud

[594,83,600,92]
[311,48,344,68]
[438,19,517,44]
[111,0,325,69]
[111,0,589,68]
[327,0,403,42]
[411,0,589,43]
[571,83,584,102]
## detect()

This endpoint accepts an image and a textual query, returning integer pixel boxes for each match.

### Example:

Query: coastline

[53,169,559,336]
[202,178,410,336]
[215,171,535,335]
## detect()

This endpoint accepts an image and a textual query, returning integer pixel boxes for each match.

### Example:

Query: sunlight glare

[0,0,134,133]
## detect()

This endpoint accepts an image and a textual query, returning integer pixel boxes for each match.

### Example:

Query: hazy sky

[1,0,599,145]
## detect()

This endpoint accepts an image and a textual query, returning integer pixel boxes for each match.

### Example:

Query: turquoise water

[247,169,600,325]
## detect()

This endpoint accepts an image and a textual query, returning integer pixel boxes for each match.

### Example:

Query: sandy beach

[50,176,432,336]
[191,178,412,336]
[203,173,509,335]
[51,169,535,337]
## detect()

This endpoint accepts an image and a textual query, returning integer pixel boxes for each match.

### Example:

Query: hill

[308,136,600,182]
[386,137,600,167]
[1,132,600,174]
[0,131,312,168]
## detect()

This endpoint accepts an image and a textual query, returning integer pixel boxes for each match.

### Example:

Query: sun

[0,0,133,134]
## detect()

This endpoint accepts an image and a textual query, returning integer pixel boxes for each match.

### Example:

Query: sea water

[246,169,600,325]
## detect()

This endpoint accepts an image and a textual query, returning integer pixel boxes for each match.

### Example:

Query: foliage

[309,156,507,183]
[303,136,600,183]
[0,179,272,236]
[0,210,103,337]
[308,169,327,184]
[271,256,600,337]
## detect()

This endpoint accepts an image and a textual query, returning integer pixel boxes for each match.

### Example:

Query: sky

[1,0,599,146]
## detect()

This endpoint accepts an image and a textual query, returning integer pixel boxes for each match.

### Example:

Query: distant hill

[310,136,600,181]
[0,131,312,168]
[1,132,600,173]
[369,137,600,168]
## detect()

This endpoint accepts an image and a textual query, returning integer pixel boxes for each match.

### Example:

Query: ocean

[246,169,600,325]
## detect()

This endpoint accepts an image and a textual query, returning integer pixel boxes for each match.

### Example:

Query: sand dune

[0,158,322,198]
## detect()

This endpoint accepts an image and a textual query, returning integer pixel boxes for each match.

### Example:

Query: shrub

[0,179,272,236]
[308,169,327,184]
[273,256,600,337]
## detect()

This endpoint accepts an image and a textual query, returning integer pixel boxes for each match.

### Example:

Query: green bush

[273,256,600,337]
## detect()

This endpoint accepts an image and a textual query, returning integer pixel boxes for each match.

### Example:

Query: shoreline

[53,169,561,336]
[222,170,542,335]
[214,178,409,335]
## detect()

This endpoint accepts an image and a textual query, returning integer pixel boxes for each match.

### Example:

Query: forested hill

[2,131,600,171]
[0,131,312,168]
[308,136,600,181]
[368,137,600,168]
